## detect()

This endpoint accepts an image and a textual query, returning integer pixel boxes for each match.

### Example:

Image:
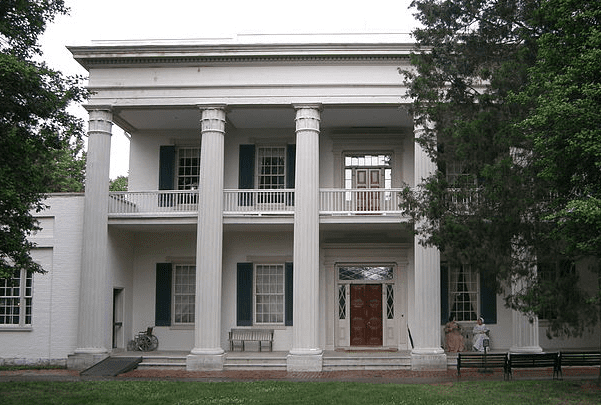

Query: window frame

[256,146,287,190]
[447,263,480,322]
[0,269,33,328]
[172,263,196,325]
[176,146,201,191]
[253,263,285,325]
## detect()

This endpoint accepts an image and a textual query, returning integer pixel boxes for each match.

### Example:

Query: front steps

[128,350,421,371]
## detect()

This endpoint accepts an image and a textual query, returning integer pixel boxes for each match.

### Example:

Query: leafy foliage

[109,175,128,192]
[402,0,600,336]
[0,1,87,278]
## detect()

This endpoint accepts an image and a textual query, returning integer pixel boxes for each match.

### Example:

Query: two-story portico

[65,33,448,371]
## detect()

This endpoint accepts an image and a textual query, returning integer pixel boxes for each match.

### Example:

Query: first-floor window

[448,264,479,321]
[537,260,575,320]
[0,269,33,326]
[255,264,284,324]
[173,264,195,324]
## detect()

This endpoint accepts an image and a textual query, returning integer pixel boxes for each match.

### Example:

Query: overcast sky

[40,0,418,179]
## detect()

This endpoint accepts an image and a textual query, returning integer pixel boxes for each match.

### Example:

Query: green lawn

[1,380,600,405]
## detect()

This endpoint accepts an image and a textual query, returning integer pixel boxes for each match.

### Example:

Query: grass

[0,380,599,405]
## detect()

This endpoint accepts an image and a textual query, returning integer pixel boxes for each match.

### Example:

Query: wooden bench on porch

[457,352,509,379]
[229,329,274,352]
[507,352,560,380]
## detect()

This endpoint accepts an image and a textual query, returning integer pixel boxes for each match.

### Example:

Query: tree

[402,0,599,338]
[109,175,128,192]
[1,1,87,278]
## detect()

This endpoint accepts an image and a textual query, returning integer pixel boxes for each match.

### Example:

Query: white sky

[40,0,418,179]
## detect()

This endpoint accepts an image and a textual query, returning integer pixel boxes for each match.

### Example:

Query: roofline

[68,33,416,70]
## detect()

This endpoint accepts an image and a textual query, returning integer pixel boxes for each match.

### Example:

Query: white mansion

[1,33,597,371]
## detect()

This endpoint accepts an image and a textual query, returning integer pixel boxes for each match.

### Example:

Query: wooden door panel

[350,284,383,346]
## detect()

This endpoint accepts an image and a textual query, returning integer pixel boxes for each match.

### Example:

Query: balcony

[108,189,406,218]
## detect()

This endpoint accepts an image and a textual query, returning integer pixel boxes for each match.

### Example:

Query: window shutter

[440,262,449,325]
[159,146,176,190]
[285,262,293,326]
[237,262,253,326]
[286,145,296,206]
[155,263,172,326]
[238,145,255,207]
[286,145,296,188]
[480,272,497,324]
[238,145,255,189]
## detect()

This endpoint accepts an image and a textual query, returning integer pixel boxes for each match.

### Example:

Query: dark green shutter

[286,145,296,206]
[159,146,176,190]
[159,146,176,207]
[155,263,172,326]
[480,272,497,324]
[237,262,253,326]
[285,262,293,326]
[238,145,255,206]
[440,262,449,324]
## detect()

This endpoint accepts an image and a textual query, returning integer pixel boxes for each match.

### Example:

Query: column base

[67,349,109,371]
[186,351,225,371]
[287,350,323,372]
[509,345,543,353]
[411,348,447,371]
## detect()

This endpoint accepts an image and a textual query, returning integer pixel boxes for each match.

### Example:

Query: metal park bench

[558,351,601,379]
[229,328,274,352]
[507,352,560,380]
[457,352,509,379]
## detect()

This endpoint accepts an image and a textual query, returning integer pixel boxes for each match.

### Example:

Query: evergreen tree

[402,0,600,337]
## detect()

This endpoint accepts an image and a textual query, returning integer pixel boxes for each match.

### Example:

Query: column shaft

[411,120,445,369]
[72,109,112,365]
[288,105,322,371]
[188,107,226,370]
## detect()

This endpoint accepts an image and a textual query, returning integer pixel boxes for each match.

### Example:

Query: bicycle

[127,327,159,351]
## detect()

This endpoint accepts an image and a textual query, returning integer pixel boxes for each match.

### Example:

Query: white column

[68,108,112,370]
[288,105,323,372]
[510,277,542,353]
[411,120,446,370]
[187,106,226,370]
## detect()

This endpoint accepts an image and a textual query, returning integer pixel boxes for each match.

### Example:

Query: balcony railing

[108,189,405,216]
[320,188,404,215]
[109,190,199,215]
[223,189,295,215]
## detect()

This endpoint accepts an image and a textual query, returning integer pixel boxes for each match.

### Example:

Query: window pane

[255,264,285,324]
[338,266,393,281]
[173,265,195,324]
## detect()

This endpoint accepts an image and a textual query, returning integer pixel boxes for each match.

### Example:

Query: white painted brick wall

[0,194,84,365]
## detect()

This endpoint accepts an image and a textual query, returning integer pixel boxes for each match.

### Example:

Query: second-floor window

[257,146,286,190]
[177,147,200,190]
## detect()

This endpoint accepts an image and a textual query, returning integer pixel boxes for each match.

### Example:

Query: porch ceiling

[112,105,413,132]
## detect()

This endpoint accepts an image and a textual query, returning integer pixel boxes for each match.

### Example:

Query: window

[173,264,195,324]
[257,147,286,190]
[177,147,200,190]
[536,260,575,320]
[448,264,478,322]
[255,264,284,324]
[0,269,33,326]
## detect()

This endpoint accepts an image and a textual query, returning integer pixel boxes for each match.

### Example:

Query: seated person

[472,317,489,352]
[444,315,465,352]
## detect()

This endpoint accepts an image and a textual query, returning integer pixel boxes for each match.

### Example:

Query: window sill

[0,326,33,332]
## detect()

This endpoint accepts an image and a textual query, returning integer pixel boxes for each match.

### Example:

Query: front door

[350,284,383,346]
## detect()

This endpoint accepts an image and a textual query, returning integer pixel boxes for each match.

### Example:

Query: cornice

[68,42,414,70]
